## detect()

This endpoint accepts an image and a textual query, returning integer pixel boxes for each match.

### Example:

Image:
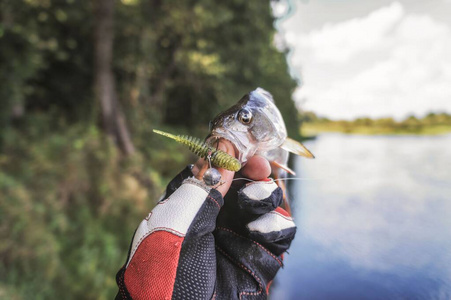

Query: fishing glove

[115,165,296,300]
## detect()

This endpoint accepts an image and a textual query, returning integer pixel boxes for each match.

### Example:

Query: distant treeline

[301,112,451,135]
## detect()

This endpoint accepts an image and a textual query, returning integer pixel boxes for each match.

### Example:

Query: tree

[94,0,135,155]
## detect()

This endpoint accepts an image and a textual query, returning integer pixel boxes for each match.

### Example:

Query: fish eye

[238,109,253,124]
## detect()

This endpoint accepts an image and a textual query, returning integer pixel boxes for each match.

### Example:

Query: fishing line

[274,178,324,182]
[230,177,324,183]
[213,177,324,189]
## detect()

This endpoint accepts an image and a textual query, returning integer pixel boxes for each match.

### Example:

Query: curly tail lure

[153,129,241,172]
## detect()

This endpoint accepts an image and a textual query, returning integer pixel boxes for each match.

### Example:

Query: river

[271,133,451,300]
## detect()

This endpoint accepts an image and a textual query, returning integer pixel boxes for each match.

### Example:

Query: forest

[0,0,300,298]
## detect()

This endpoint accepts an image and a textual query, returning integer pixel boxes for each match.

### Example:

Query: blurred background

[0,0,450,299]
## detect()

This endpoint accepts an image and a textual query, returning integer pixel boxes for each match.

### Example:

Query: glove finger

[237,179,283,216]
[160,165,194,201]
[247,207,296,256]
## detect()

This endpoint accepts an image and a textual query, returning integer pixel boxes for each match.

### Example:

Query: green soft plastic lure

[153,129,241,172]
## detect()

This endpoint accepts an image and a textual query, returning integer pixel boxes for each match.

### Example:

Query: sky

[274,0,451,120]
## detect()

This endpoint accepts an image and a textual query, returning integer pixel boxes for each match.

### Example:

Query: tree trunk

[94,0,135,155]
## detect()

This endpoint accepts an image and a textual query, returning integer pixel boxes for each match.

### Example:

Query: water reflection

[271,133,451,300]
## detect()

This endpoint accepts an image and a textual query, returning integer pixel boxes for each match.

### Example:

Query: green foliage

[113,0,298,132]
[0,118,168,299]
[0,0,298,135]
[0,0,299,298]
[0,0,94,134]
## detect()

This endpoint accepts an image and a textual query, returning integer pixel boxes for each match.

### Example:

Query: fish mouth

[207,128,253,164]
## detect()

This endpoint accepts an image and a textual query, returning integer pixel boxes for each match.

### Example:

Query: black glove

[116,166,296,300]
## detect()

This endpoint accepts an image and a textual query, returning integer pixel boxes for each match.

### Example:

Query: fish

[207,87,314,175]
[207,87,315,213]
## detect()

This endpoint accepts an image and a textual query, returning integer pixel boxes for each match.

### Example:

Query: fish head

[208,88,287,163]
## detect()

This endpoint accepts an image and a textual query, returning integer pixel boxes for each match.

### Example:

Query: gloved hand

[115,140,296,300]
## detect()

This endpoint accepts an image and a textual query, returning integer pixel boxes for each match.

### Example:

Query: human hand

[116,139,296,300]
[191,139,272,195]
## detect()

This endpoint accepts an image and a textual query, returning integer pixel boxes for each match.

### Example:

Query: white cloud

[295,2,404,64]
[285,2,451,119]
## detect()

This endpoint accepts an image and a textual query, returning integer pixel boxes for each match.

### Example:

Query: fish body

[208,88,314,176]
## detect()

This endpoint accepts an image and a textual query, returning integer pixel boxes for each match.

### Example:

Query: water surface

[271,133,451,300]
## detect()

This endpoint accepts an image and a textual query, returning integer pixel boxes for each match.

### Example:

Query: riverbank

[302,123,451,137]
[300,112,451,137]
